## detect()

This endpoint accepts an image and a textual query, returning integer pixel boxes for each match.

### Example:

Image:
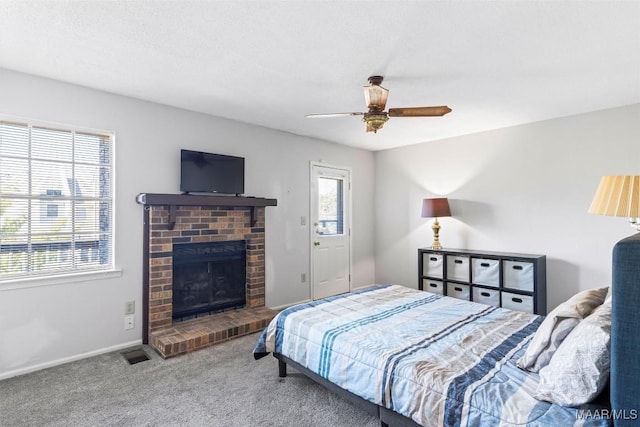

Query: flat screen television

[180,149,245,195]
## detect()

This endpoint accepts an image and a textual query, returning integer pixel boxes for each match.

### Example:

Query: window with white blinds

[0,119,114,282]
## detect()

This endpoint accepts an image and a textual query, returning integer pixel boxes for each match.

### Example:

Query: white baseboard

[351,284,375,291]
[0,339,143,381]
[269,299,311,311]
[269,285,377,311]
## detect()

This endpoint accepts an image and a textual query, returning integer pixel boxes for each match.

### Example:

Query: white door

[310,163,351,300]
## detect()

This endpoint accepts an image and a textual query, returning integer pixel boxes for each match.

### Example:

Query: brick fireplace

[137,193,278,358]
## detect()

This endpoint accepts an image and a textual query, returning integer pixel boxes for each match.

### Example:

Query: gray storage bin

[422,253,444,278]
[503,261,534,291]
[422,279,444,295]
[472,287,500,307]
[501,292,534,313]
[446,283,470,301]
[446,255,470,282]
[471,258,500,288]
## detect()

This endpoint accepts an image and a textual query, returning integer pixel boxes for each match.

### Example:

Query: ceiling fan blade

[388,106,452,117]
[305,112,364,118]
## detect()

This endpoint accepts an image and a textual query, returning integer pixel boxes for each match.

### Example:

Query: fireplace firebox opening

[172,240,246,321]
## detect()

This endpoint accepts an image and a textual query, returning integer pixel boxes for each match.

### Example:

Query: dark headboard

[611,232,640,425]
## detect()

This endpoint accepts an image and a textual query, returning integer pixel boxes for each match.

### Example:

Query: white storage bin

[446,283,470,301]
[503,261,534,291]
[471,258,500,288]
[422,279,444,295]
[446,255,470,282]
[472,287,500,307]
[501,292,534,313]
[422,253,444,278]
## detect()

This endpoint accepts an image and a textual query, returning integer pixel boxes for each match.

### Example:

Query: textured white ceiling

[1,1,639,151]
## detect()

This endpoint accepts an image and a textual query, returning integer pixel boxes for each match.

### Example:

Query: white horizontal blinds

[0,120,113,281]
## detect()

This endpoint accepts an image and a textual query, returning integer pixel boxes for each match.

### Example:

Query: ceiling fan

[305,76,452,133]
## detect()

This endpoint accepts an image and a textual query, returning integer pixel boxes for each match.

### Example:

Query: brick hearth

[138,194,277,358]
[151,306,276,358]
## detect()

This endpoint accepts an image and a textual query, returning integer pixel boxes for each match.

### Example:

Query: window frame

[0,115,117,286]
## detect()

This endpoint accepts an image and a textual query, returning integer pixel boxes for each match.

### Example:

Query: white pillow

[535,298,611,406]
[517,286,608,372]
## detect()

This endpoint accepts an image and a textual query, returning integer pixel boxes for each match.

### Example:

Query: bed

[254,234,640,427]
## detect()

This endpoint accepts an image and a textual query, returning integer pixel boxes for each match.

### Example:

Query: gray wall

[0,68,375,378]
[375,103,640,310]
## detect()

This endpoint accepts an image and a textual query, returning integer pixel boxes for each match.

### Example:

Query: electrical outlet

[125,300,135,315]
[124,315,134,330]
[301,273,307,283]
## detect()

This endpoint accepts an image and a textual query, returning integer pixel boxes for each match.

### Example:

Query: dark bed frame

[276,353,420,427]
[275,233,640,427]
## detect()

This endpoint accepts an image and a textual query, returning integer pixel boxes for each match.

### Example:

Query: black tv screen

[180,149,245,195]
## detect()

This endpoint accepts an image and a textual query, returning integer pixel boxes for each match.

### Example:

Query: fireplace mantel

[136,193,277,228]
[136,193,277,207]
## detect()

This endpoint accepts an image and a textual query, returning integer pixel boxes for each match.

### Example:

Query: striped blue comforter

[254,285,610,427]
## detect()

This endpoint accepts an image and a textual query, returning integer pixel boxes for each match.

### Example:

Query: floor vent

[121,348,150,365]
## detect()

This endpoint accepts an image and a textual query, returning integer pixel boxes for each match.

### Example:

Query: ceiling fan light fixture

[364,76,389,110]
[363,110,389,133]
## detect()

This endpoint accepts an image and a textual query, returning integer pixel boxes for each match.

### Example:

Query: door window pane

[318,176,344,235]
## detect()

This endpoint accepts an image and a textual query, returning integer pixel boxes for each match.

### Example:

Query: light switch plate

[125,300,135,315]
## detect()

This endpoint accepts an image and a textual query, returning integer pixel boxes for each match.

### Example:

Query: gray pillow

[534,297,611,406]
[517,287,608,372]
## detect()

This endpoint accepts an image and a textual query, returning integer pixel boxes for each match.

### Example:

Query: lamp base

[431,218,443,250]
